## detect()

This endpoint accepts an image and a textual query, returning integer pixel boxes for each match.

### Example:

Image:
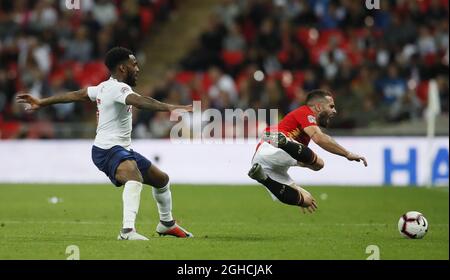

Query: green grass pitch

[0,184,448,260]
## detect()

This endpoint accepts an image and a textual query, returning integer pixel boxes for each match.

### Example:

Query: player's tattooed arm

[304,126,367,166]
[126,93,193,112]
[16,88,90,111]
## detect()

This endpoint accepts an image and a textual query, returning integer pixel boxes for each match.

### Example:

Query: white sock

[122,180,143,229]
[152,182,173,222]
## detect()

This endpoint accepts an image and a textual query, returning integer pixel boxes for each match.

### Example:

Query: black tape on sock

[262,177,302,206]
[281,141,316,165]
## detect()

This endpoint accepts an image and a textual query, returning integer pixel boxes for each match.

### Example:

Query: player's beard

[125,71,137,87]
[317,111,331,127]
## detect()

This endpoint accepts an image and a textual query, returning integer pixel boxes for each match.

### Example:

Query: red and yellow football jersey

[266,105,317,146]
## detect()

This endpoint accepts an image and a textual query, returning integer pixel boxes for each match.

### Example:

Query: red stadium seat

[175,71,195,84]
[351,28,369,39]
[309,44,328,65]
[61,60,84,77]
[318,29,347,48]
[267,71,283,82]
[140,8,154,34]
[0,120,22,139]
[26,121,55,139]
[176,71,211,91]
[285,83,300,100]
[84,61,109,77]
[424,53,437,66]
[222,51,244,67]
[49,68,65,84]
[77,61,109,87]
[277,50,289,64]
[50,60,84,85]
[417,80,430,105]
[235,70,249,91]
[201,73,212,91]
[293,71,305,85]
[297,27,318,48]
[346,49,363,66]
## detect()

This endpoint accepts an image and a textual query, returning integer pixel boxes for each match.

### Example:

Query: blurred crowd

[1,0,449,139]
[136,0,449,139]
[0,0,174,138]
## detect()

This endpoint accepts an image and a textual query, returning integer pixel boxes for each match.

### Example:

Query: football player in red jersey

[249,89,367,213]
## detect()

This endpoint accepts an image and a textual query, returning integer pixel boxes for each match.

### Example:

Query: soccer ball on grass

[398,211,428,239]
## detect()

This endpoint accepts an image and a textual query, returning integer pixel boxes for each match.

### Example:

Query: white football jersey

[87,77,134,149]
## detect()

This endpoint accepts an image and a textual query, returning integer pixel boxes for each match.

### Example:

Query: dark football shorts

[91,145,152,187]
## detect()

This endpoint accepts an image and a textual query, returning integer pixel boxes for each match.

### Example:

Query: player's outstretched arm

[16,89,90,111]
[125,93,193,112]
[304,126,368,166]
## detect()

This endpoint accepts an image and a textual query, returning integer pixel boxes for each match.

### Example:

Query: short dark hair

[104,47,133,72]
[306,89,333,105]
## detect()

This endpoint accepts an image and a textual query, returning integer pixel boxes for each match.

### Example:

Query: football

[398,211,429,239]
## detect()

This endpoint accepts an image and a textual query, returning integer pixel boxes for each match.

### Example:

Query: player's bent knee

[151,172,169,188]
[116,160,143,183]
[116,170,143,184]
[159,172,170,187]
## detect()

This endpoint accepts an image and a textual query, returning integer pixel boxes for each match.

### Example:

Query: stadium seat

[84,61,108,78]
[175,71,195,84]
[297,27,318,48]
[75,61,109,87]
[277,50,289,64]
[49,60,84,85]
[26,121,55,139]
[309,44,328,65]
[417,80,430,105]
[318,29,346,47]
[222,51,244,67]
[293,71,305,85]
[140,8,154,34]
[346,49,363,66]
[352,28,369,39]
[49,68,66,84]
[201,73,212,91]
[424,53,438,66]
[0,120,22,139]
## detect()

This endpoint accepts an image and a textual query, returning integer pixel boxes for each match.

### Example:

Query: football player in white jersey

[17,47,193,240]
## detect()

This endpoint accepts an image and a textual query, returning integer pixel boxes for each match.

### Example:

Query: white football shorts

[251,141,299,201]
